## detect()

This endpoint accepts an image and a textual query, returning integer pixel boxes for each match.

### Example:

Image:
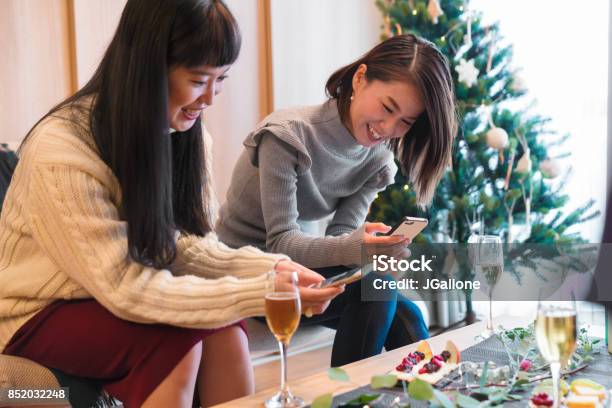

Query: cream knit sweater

[0,107,286,351]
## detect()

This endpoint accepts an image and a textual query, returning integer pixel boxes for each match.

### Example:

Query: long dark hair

[21,0,241,268]
[326,34,457,207]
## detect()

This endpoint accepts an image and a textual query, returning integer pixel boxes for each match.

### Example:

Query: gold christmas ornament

[540,158,561,178]
[515,150,532,173]
[486,127,509,150]
[427,0,444,24]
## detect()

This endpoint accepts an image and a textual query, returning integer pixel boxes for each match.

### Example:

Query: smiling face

[167,64,231,131]
[347,64,425,147]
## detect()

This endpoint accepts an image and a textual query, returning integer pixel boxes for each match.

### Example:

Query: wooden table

[213,315,533,407]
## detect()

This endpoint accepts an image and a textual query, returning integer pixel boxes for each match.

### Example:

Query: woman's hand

[362,222,411,259]
[274,260,344,316]
[362,222,410,245]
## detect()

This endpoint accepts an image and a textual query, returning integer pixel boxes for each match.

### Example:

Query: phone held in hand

[385,216,428,240]
[315,268,362,289]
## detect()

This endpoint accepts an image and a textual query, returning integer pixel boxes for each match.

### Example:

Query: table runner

[309,336,612,407]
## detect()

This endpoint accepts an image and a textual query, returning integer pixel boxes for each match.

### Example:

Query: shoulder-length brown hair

[326,34,457,207]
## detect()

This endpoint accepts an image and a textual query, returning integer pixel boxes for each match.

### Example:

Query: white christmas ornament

[540,158,561,178]
[515,150,531,173]
[427,0,444,24]
[486,127,509,150]
[455,58,479,87]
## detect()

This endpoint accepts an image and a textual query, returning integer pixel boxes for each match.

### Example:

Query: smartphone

[385,216,428,240]
[315,268,362,289]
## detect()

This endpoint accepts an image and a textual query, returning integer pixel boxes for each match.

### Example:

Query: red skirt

[3,299,247,408]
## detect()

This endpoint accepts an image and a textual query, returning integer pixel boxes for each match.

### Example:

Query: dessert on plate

[390,340,460,384]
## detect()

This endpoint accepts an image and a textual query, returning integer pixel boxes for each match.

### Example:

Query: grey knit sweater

[216,100,397,268]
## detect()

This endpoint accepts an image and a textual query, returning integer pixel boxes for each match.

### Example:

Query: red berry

[431,358,442,368]
[396,364,405,371]
[433,355,444,362]
[531,393,553,407]
[418,367,428,374]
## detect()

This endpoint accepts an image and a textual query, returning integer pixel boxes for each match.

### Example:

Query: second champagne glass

[535,300,577,408]
[475,235,503,337]
[264,271,305,408]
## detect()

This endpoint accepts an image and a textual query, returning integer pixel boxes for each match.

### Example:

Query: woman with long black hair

[0,1,341,406]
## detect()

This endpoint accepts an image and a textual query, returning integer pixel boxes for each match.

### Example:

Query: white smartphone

[385,216,428,240]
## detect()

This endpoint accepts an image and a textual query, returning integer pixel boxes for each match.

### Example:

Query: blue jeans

[301,266,429,367]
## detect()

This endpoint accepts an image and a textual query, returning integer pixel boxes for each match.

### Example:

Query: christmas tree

[369,0,600,320]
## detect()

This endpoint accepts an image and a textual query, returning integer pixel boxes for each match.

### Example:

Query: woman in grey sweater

[217,34,457,366]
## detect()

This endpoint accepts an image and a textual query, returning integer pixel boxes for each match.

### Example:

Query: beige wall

[203,0,272,202]
[269,0,382,109]
[0,0,74,149]
[72,0,126,88]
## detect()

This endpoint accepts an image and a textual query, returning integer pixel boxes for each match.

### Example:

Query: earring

[350,94,354,101]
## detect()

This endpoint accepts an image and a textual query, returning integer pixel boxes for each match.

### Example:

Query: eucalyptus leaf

[433,389,454,408]
[311,393,333,408]
[340,393,381,408]
[514,378,529,387]
[370,374,398,389]
[455,393,481,408]
[479,361,489,391]
[408,379,433,400]
[328,367,350,382]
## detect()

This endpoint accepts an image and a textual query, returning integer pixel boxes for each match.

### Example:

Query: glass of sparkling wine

[535,300,577,408]
[475,235,503,337]
[265,271,304,408]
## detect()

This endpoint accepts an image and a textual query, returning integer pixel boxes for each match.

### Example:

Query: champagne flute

[535,299,577,408]
[265,271,305,408]
[474,235,503,337]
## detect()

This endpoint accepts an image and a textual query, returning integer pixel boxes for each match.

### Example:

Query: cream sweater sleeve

[23,138,276,329]
[174,233,288,279]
